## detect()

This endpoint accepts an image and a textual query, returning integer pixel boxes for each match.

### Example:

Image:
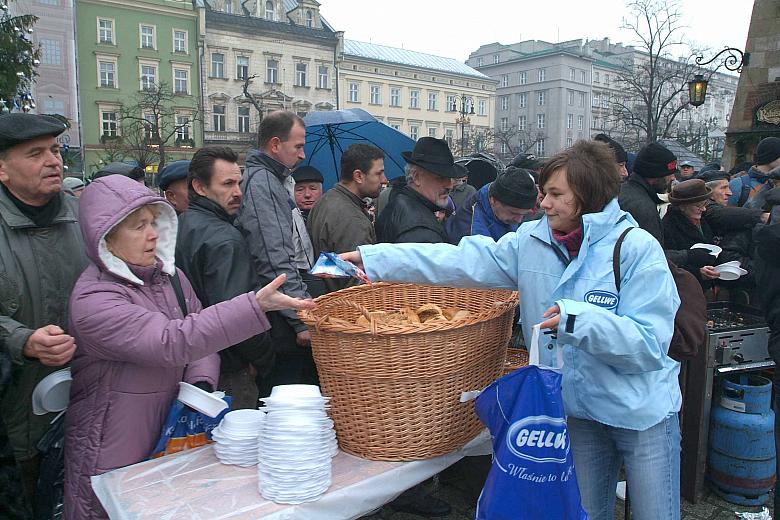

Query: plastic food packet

[310,252,371,285]
[149,394,232,459]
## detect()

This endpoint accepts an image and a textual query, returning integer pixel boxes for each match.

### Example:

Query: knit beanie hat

[755,137,780,166]
[594,133,628,163]
[489,167,539,209]
[633,142,678,178]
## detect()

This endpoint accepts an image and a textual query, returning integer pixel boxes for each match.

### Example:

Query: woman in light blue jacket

[344,140,681,520]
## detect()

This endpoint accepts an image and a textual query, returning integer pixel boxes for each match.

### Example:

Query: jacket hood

[78,175,177,285]
[245,149,292,180]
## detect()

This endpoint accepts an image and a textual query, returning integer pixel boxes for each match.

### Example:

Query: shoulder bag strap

[612,227,634,292]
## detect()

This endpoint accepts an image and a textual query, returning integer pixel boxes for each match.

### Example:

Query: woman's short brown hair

[538,140,621,216]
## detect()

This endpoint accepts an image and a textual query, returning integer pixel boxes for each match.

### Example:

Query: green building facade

[76,0,202,177]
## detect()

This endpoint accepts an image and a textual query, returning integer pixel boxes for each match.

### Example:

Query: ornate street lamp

[687,47,749,107]
[451,94,474,156]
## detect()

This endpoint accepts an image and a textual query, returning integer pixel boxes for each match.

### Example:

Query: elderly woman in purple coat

[63,174,315,519]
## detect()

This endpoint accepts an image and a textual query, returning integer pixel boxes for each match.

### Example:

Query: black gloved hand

[687,247,717,268]
[192,381,213,393]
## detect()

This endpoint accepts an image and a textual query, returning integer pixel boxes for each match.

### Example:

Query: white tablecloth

[91,430,492,520]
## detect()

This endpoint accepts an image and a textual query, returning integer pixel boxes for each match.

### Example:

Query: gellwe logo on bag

[495,415,575,484]
[584,290,618,309]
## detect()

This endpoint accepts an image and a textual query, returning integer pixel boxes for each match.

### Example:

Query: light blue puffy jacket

[360,198,681,431]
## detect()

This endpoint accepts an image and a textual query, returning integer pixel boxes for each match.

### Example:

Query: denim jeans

[568,414,681,520]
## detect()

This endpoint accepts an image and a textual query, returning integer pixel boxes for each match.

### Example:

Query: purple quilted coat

[63,175,271,519]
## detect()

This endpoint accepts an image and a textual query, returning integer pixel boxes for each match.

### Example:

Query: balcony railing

[204,131,255,143]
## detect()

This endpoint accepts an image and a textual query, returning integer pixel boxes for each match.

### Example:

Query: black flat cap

[0,113,68,152]
[292,165,324,184]
[93,161,145,181]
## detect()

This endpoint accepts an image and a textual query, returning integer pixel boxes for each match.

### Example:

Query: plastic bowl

[220,409,265,433]
[714,265,748,281]
[270,385,323,399]
[177,382,229,418]
[691,243,722,257]
[32,368,72,415]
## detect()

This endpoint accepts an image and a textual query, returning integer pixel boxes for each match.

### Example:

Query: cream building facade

[339,40,497,155]
[201,0,341,153]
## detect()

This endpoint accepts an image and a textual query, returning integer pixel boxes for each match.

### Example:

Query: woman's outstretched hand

[256,274,317,312]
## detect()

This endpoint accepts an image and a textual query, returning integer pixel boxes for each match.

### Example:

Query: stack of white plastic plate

[212,409,265,467]
[257,385,338,504]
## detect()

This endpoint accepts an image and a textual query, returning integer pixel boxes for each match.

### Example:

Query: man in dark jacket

[729,136,780,207]
[376,137,465,244]
[175,147,272,408]
[235,110,318,386]
[618,141,710,268]
[307,144,385,293]
[0,113,87,513]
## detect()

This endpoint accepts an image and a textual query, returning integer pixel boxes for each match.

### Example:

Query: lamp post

[688,47,749,107]
[451,94,474,156]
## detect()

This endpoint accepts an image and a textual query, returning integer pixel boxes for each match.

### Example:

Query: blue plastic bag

[475,362,588,519]
[149,394,232,459]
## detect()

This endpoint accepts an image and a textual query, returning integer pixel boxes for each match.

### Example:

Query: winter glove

[687,247,718,268]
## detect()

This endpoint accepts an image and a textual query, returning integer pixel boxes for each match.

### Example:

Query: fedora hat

[668,179,712,205]
[402,137,467,178]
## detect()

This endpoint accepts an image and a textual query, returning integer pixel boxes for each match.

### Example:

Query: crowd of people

[1,106,780,519]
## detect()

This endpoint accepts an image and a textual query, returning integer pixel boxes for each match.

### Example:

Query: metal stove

[681,303,774,502]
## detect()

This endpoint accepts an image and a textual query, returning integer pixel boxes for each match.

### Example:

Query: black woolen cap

[755,137,780,166]
[594,133,628,164]
[0,113,67,152]
[697,169,730,183]
[489,167,538,209]
[633,142,678,178]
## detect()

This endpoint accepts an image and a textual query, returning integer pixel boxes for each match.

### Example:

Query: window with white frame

[174,67,189,94]
[409,90,419,109]
[500,117,508,131]
[518,92,527,109]
[40,39,61,65]
[295,63,307,86]
[370,85,381,105]
[317,65,328,88]
[501,74,509,87]
[175,114,190,141]
[143,113,157,140]
[567,114,573,129]
[518,139,526,150]
[236,56,249,80]
[578,115,584,130]
[500,142,508,154]
[238,106,250,133]
[537,113,545,129]
[266,59,278,83]
[536,139,545,156]
[500,96,509,111]
[570,68,575,81]
[494,54,500,64]
[601,96,609,109]
[98,59,116,87]
[477,57,483,67]
[211,53,224,78]
[140,24,155,50]
[605,74,610,85]
[538,68,545,82]
[348,82,359,102]
[305,9,313,27]
[592,93,600,107]
[538,91,546,106]
[518,115,527,131]
[446,94,455,112]
[578,92,585,107]
[579,71,586,83]
[173,30,187,53]
[101,110,118,136]
[98,18,114,44]
[428,127,437,137]
[390,123,401,130]
[428,92,437,111]
[519,71,527,85]
[409,124,419,140]
[265,0,274,20]
[390,87,401,107]
[568,90,574,106]
[140,63,157,90]
[566,137,573,147]
[223,0,232,13]
[594,72,600,84]
[478,99,486,116]
[213,105,225,131]
[592,117,599,129]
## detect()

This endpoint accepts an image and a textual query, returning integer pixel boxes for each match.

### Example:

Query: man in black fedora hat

[376,137,466,244]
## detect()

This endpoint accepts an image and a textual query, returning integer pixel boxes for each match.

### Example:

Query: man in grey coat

[235,110,318,386]
[0,113,87,512]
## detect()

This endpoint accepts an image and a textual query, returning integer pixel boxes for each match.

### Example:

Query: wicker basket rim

[298,282,518,335]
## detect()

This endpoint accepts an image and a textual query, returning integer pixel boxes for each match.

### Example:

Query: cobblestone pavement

[363,457,775,520]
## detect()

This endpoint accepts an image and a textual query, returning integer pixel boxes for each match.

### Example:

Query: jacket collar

[626,172,665,205]
[334,183,367,209]
[397,184,445,214]
[748,166,770,183]
[0,187,77,229]
[189,194,235,224]
[245,149,292,182]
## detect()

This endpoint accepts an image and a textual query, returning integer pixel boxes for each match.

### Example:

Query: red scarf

[551,227,584,258]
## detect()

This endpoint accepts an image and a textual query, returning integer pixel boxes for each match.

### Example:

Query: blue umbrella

[302,108,415,189]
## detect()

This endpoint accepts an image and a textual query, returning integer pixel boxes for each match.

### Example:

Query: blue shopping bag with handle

[474,324,588,520]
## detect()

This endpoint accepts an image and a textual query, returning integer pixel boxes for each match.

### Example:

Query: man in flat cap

[446,166,538,244]
[0,113,87,514]
[157,160,190,214]
[291,165,324,224]
[91,161,146,183]
[678,160,697,181]
[376,137,466,244]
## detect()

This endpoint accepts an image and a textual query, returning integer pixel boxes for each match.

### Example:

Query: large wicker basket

[299,282,518,461]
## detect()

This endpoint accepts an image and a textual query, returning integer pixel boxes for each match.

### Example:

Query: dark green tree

[0,0,40,111]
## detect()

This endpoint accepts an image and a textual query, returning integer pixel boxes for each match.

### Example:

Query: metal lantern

[688,74,708,107]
